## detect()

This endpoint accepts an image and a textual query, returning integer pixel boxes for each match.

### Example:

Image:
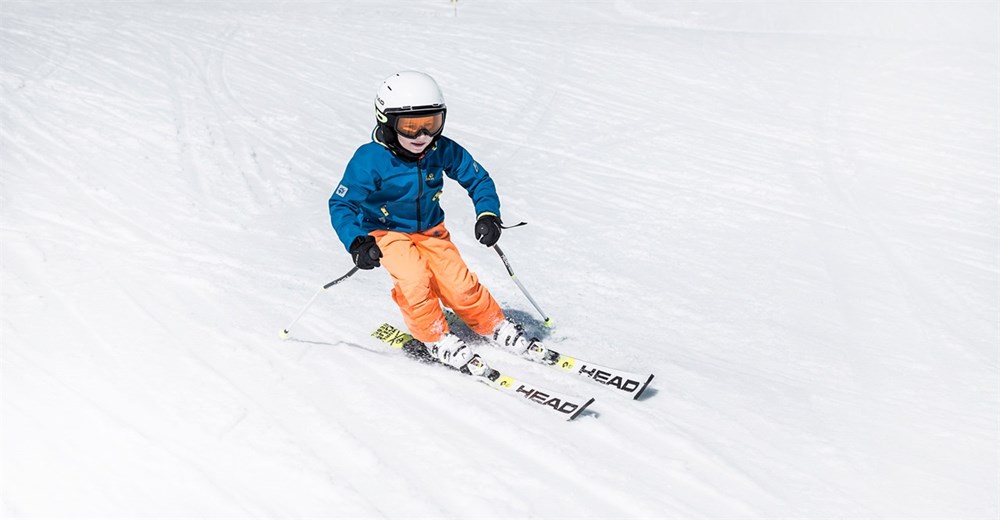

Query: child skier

[329,71,557,375]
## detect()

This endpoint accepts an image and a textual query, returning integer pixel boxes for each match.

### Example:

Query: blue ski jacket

[329,135,501,251]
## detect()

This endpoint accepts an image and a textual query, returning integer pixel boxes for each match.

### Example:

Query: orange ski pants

[370,222,504,343]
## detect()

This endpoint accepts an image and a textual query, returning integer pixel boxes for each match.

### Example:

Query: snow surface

[2,0,997,517]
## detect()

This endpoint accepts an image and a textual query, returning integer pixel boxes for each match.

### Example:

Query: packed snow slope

[2,1,997,517]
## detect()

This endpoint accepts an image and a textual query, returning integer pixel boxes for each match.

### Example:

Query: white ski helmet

[374,71,447,148]
[375,71,446,117]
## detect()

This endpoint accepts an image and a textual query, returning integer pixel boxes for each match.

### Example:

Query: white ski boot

[491,319,559,365]
[427,332,490,377]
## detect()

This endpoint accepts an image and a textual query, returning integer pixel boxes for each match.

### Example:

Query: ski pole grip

[323,267,360,289]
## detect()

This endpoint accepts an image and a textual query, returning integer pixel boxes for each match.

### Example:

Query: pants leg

[416,224,505,337]
[371,230,448,343]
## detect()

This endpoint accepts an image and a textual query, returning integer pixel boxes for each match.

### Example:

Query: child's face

[397,133,432,155]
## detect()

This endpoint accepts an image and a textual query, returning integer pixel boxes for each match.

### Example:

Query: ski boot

[428,332,491,377]
[491,319,559,365]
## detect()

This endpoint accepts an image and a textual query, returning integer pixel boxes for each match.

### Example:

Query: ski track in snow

[1,1,997,518]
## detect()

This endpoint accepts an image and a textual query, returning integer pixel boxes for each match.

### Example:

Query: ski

[548,352,654,400]
[371,323,596,421]
[441,310,655,399]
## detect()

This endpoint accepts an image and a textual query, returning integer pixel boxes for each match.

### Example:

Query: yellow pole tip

[543,318,555,328]
[279,330,290,340]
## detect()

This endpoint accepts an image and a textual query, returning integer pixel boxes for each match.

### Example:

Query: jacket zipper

[416,156,423,231]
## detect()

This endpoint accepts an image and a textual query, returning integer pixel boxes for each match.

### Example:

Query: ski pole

[492,244,553,327]
[280,266,360,339]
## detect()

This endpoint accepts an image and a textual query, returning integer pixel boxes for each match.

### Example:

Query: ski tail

[372,322,436,362]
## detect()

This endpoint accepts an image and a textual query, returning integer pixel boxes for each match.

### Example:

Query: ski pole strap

[500,221,528,230]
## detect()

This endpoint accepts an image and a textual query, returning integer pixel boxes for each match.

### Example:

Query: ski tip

[633,374,655,400]
[279,329,290,340]
[569,397,596,421]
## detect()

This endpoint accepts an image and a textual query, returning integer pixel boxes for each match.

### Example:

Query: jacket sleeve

[329,149,379,251]
[441,139,501,220]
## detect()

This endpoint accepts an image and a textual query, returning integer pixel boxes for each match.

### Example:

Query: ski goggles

[393,111,445,139]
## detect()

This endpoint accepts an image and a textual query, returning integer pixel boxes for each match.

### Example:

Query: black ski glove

[349,235,382,270]
[474,214,502,247]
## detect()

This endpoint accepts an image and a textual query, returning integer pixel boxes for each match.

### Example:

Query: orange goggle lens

[395,112,444,138]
